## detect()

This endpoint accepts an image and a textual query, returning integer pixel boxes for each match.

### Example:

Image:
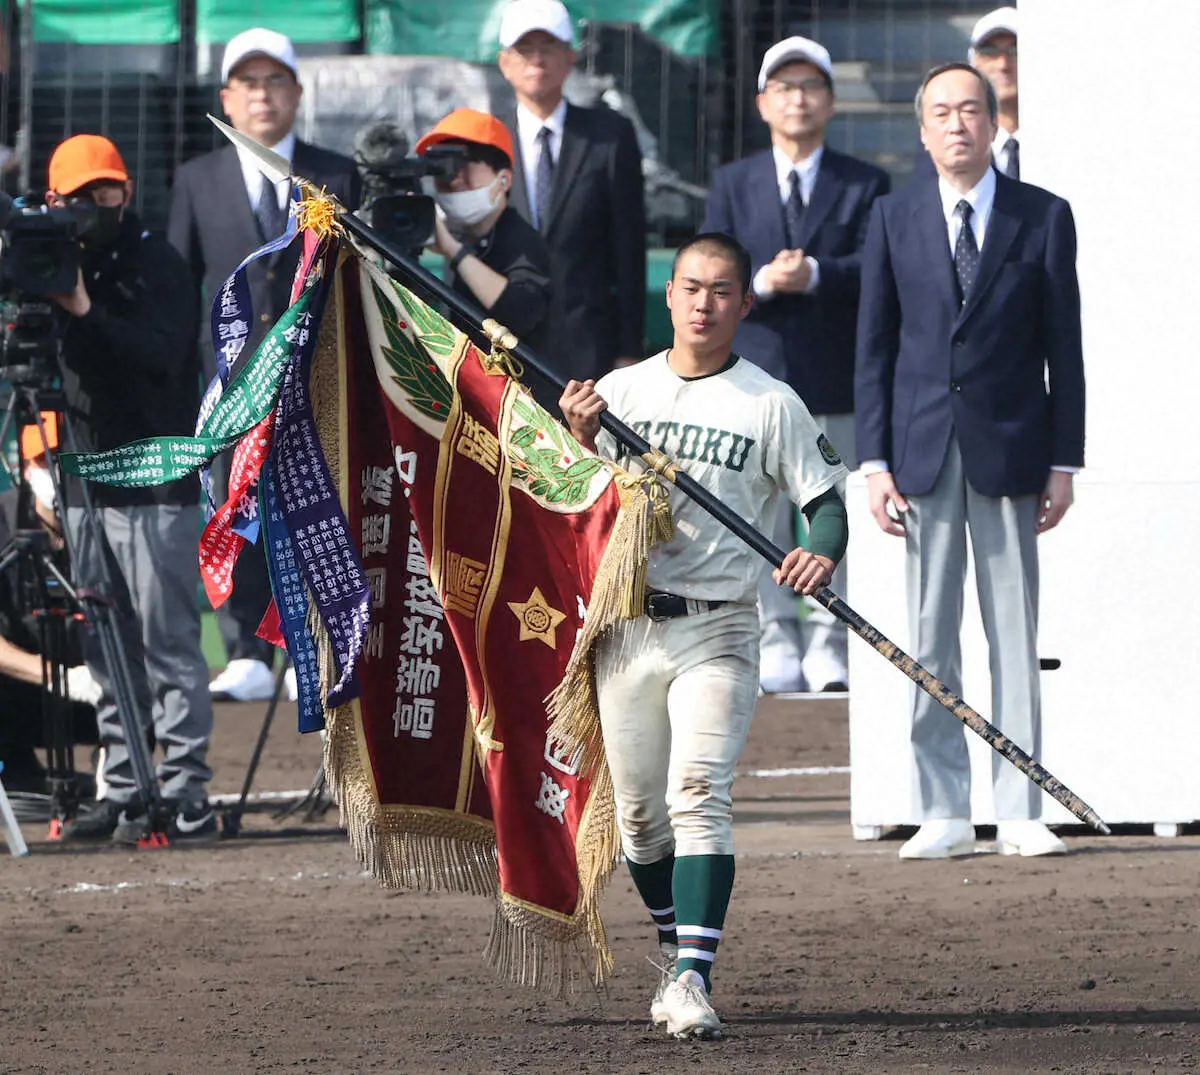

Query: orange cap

[20,413,58,460]
[415,109,514,168]
[48,134,129,196]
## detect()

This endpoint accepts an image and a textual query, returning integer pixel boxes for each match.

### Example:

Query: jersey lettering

[676,424,704,460]
[724,433,755,472]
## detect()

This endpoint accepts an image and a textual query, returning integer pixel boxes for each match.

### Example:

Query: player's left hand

[48,268,91,318]
[774,548,835,596]
[1036,470,1074,534]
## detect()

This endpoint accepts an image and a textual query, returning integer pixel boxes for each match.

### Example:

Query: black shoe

[166,799,218,843]
[62,799,123,841]
[112,802,151,846]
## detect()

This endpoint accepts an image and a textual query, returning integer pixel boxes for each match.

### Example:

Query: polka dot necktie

[953,200,979,305]
[534,126,555,233]
[785,168,805,249]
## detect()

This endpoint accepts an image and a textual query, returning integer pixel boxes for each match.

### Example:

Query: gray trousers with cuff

[903,437,1041,821]
[67,504,213,805]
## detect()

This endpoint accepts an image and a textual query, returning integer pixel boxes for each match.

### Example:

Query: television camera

[353,121,467,252]
[0,193,99,384]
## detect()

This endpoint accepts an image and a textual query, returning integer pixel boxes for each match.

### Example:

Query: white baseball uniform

[592,350,847,859]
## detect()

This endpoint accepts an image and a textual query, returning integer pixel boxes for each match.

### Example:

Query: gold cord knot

[480,318,524,379]
[295,184,343,239]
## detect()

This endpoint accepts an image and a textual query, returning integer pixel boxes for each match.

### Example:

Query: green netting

[365,0,720,60]
[196,0,360,44]
[31,0,180,45]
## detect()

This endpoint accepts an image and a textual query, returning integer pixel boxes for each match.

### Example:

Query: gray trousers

[904,438,1041,821]
[757,412,854,690]
[66,504,213,805]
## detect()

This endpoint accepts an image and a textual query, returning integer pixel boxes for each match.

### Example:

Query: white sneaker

[208,658,276,702]
[284,666,298,703]
[898,818,976,860]
[649,942,678,1025]
[995,820,1068,857]
[661,969,722,1040]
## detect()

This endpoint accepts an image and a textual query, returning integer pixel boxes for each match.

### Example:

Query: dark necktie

[784,168,805,248]
[953,200,979,305]
[535,126,555,233]
[255,171,286,242]
[1004,137,1020,180]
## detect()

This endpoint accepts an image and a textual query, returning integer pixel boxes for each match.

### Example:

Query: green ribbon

[59,284,316,487]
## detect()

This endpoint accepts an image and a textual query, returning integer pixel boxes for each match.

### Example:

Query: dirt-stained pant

[595,603,759,862]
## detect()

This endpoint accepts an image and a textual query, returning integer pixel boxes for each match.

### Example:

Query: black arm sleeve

[801,486,848,564]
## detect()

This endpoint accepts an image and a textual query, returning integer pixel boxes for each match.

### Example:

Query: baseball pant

[595,602,759,861]
[757,411,854,691]
[67,504,214,805]
[904,437,1041,821]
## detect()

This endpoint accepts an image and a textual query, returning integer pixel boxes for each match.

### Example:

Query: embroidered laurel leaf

[391,281,457,358]
[511,424,539,449]
[371,280,453,422]
[563,458,603,480]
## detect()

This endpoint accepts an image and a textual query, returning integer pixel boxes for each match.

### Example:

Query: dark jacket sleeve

[166,163,205,289]
[816,169,892,303]
[71,236,199,381]
[853,200,900,466]
[1044,197,1085,467]
[607,115,646,357]
[488,254,552,340]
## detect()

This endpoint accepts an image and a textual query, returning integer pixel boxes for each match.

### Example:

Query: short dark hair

[914,62,999,123]
[672,232,752,295]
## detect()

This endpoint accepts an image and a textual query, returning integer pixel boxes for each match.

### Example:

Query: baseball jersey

[594,351,849,604]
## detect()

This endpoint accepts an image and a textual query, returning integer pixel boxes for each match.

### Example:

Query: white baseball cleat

[661,969,723,1040]
[898,818,976,860]
[995,820,1068,857]
[208,658,276,702]
[649,943,678,1026]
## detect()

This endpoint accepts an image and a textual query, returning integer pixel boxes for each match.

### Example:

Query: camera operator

[42,134,217,844]
[415,109,558,407]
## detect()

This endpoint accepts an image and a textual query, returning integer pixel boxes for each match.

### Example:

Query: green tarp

[196,0,360,44]
[366,0,719,58]
[31,0,180,44]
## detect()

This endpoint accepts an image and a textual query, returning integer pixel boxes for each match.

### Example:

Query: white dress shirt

[992,127,1019,178]
[752,143,823,298]
[234,130,295,214]
[515,98,567,222]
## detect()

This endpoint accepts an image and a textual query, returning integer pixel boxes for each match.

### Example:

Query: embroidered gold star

[507,587,567,650]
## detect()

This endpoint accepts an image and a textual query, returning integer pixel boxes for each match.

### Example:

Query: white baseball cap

[499,0,575,49]
[221,27,298,84]
[757,36,833,92]
[969,6,1018,50]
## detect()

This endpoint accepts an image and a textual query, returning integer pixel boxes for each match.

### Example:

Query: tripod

[0,379,167,843]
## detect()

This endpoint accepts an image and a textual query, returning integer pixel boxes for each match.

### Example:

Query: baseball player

[560,232,849,1040]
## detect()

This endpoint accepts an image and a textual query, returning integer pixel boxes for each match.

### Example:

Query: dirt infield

[3,696,1200,1074]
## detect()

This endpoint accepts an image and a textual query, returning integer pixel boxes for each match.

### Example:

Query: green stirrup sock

[672,853,736,992]
[626,855,677,946]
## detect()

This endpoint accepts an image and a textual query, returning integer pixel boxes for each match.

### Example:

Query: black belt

[644,590,726,622]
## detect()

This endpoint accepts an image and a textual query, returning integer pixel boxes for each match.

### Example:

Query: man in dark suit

[495,0,645,398]
[167,27,360,702]
[855,63,1084,860]
[702,36,889,694]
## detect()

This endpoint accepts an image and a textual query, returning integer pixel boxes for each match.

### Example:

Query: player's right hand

[866,470,908,536]
[559,379,606,451]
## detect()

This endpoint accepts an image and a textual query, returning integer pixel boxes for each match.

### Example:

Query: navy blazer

[854,172,1085,499]
[167,141,361,372]
[502,102,646,384]
[702,147,890,415]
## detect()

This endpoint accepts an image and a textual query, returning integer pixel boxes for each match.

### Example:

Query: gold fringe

[295,184,344,238]
[546,469,675,786]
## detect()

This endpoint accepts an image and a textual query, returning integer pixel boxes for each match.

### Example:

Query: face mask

[431,179,502,228]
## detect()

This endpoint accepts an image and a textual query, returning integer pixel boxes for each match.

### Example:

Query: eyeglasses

[975,45,1017,59]
[227,72,294,94]
[765,77,829,99]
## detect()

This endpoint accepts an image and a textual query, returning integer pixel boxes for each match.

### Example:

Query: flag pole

[204,115,1108,836]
